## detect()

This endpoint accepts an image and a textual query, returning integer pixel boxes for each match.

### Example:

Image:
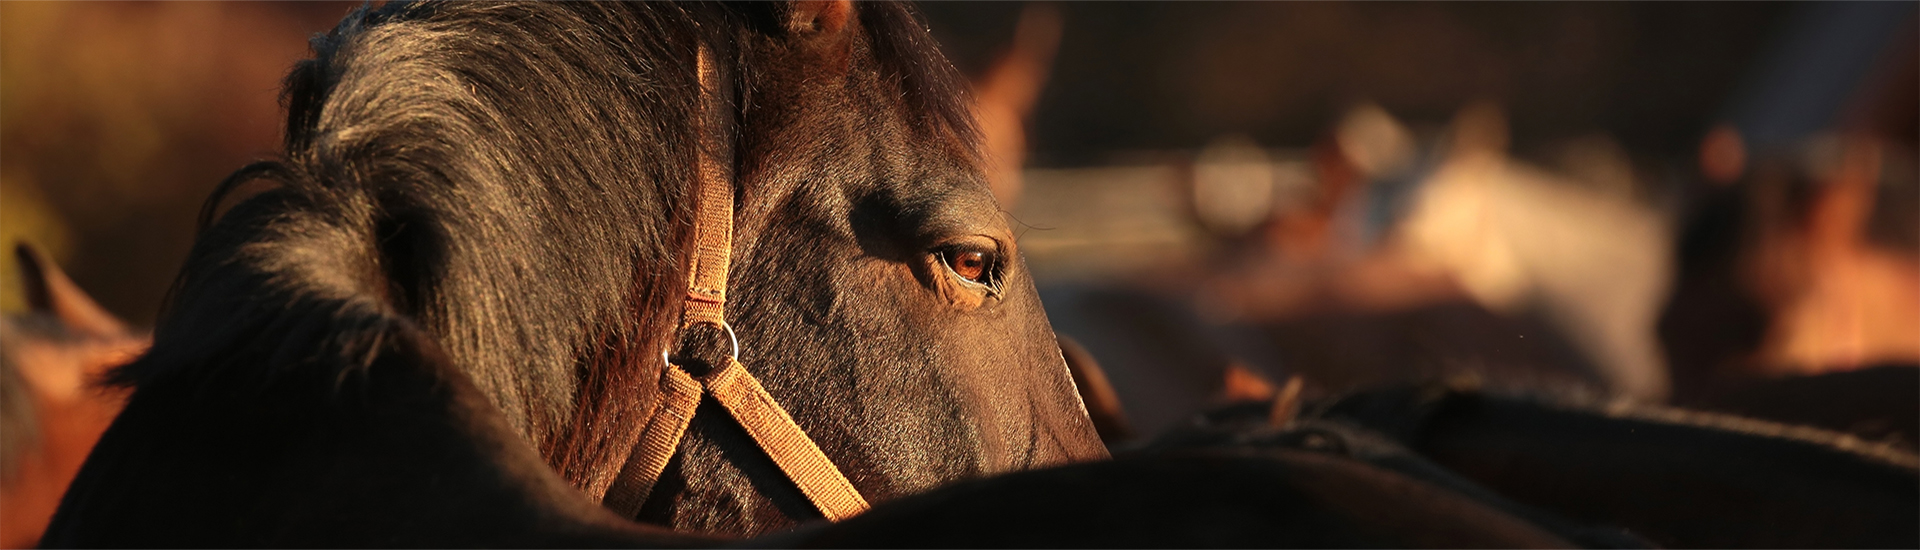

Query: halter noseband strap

[600,45,871,523]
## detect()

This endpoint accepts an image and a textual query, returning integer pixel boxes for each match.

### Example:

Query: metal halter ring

[661,320,739,367]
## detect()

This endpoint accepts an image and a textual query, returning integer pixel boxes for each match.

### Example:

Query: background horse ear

[14,242,128,338]
[972,3,1065,208]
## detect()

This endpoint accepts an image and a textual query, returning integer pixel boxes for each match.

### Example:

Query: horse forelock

[125,0,715,496]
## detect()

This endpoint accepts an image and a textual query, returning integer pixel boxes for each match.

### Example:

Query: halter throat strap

[600,44,870,524]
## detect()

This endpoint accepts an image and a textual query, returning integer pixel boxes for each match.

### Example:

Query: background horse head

[49,1,1104,543]
[0,244,144,548]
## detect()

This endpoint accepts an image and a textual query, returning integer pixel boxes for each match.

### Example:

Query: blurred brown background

[2,2,356,322]
[925,2,1789,164]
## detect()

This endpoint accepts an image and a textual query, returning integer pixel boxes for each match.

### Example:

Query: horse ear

[1267,375,1305,428]
[1220,362,1277,403]
[786,0,851,36]
[14,242,128,338]
[783,0,854,72]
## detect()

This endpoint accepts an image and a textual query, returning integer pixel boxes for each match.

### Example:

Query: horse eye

[941,249,996,286]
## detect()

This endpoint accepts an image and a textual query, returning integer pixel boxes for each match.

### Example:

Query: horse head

[47,1,1103,543]
[652,2,1109,532]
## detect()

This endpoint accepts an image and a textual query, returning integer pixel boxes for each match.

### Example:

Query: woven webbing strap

[680,52,731,329]
[601,44,869,524]
[602,366,700,514]
[603,358,871,522]
[705,357,870,521]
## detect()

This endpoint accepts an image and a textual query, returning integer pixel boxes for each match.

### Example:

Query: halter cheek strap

[601,45,870,524]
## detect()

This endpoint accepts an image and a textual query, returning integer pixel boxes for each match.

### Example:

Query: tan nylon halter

[600,45,871,523]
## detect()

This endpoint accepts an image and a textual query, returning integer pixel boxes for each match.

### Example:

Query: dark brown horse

[45,2,1107,545]
[1319,382,1920,548]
